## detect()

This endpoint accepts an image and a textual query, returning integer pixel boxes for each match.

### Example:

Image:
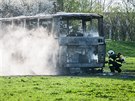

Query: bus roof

[0,12,103,21]
[0,15,52,21]
[54,12,103,18]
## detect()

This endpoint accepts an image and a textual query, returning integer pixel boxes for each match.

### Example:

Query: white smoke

[0,26,59,76]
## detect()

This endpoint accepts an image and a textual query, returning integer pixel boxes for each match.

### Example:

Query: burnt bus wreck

[0,13,106,74]
[56,13,106,74]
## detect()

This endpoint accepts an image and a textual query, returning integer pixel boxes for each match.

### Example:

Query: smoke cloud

[0,26,59,76]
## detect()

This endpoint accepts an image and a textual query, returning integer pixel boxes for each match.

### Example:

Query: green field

[0,41,135,101]
[106,40,135,57]
[0,76,135,101]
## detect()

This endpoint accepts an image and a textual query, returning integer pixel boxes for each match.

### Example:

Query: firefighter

[108,50,122,73]
[116,53,125,63]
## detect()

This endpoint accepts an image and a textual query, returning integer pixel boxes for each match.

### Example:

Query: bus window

[85,21,91,36]
[59,19,83,37]
[59,20,68,37]
[84,19,99,37]
[13,19,24,27]
[90,19,99,37]
[26,19,38,30]
[39,19,52,33]
[3,21,12,26]
[69,20,83,36]
[0,20,12,30]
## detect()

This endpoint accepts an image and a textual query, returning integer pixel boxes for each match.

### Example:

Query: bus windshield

[59,18,99,37]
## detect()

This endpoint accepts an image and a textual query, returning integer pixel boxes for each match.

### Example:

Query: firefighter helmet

[108,50,115,56]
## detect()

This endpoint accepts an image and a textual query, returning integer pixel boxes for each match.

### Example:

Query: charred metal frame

[53,13,106,74]
[0,13,106,74]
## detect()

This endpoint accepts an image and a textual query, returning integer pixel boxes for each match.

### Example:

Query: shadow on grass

[1,70,135,81]
[66,70,135,81]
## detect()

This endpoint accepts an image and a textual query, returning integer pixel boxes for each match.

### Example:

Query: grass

[0,76,135,101]
[0,40,135,101]
[106,40,135,57]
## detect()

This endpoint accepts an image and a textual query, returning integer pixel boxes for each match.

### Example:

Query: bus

[0,12,106,74]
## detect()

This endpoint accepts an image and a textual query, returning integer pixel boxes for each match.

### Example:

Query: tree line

[0,0,135,41]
